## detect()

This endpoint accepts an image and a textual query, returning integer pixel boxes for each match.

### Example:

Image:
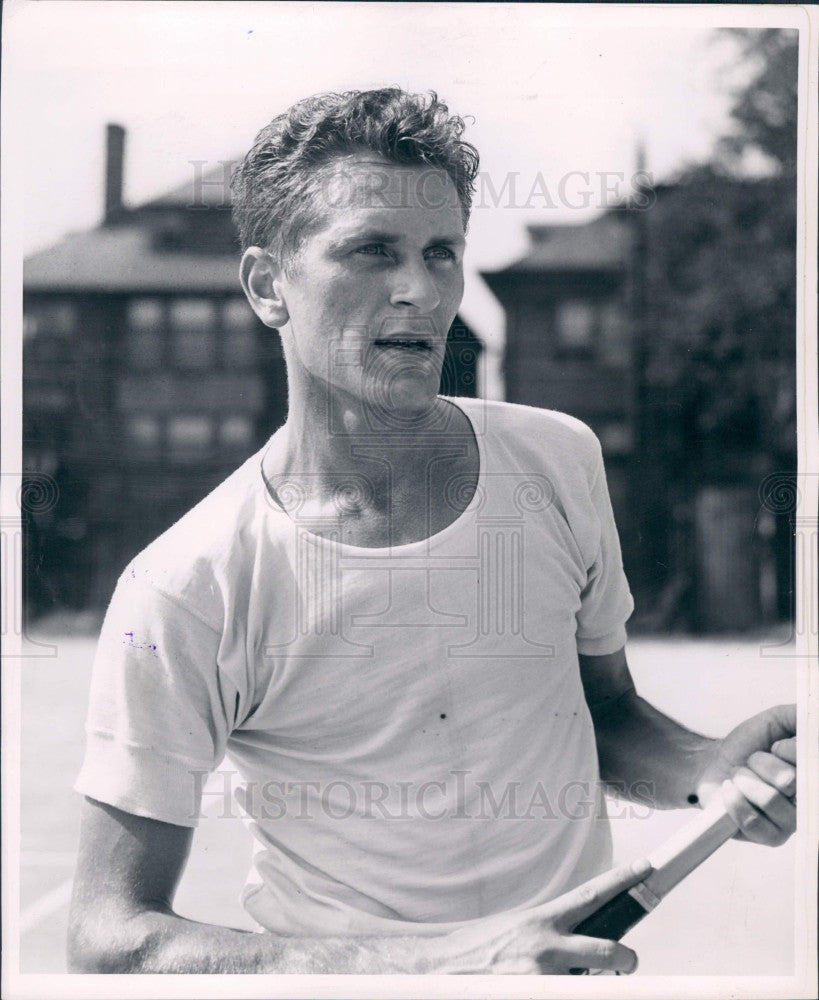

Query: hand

[695,703,796,846]
[427,859,652,974]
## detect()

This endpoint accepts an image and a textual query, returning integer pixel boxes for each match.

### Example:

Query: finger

[763,704,796,743]
[720,778,778,843]
[771,737,796,765]
[732,768,796,834]
[554,935,639,975]
[721,777,794,846]
[553,858,653,928]
[747,750,796,798]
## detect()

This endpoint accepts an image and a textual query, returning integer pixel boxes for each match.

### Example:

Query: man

[68,88,796,975]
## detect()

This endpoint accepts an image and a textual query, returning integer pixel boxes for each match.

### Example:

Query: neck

[277,376,458,484]
[262,377,479,546]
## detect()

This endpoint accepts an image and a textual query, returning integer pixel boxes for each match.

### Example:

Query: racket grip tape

[568,887,651,975]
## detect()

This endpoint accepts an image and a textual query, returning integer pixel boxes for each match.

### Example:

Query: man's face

[276,155,466,420]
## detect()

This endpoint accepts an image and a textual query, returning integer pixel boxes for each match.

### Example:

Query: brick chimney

[104,124,126,225]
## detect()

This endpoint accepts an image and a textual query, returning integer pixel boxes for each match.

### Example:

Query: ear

[239,247,290,328]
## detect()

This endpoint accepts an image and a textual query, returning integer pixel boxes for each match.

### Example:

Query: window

[598,422,634,455]
[126,300,165,368]
[219,415,254,448]
[169,298,217,330]
[27,336,68,364]
[223,330,257,368]
[127,298,164,331]
[222,300,258,368]
[167,415,212,449]
[24,302,78,338]
[556,301,595,349]
[127,415,161,448]
[172,329,216,369]
[170,299,217,369]
[598,302,630,367]
[223,298,256,331]
[127,330,164,369]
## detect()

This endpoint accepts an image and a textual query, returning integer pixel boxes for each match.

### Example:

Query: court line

[19,877,74,934]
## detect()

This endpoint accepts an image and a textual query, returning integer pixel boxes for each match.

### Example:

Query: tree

[630,28,798,628]
[644,28,797,475]
[715,29,799,177]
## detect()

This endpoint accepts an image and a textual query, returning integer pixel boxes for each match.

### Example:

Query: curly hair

[231,88,480,267]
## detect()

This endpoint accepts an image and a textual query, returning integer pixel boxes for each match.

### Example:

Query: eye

[356,244,386,256]
[425,246,456,261]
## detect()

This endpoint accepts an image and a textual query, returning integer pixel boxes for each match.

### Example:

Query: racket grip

[568,888,650,975]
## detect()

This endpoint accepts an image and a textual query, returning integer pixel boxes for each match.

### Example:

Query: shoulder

[120,445,269,625]
[451,396,602,475]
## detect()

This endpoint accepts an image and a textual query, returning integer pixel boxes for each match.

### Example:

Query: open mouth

[372,338,433,352]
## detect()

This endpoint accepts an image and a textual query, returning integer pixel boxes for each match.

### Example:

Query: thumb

[771,736,796,765]
[768,703,796,740]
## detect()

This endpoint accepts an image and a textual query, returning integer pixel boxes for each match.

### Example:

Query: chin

[362,372,441,427]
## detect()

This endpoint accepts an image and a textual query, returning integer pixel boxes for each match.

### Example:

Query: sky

[3,0,804,381]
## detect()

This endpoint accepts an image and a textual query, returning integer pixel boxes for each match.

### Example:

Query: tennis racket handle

[572,886,650,940]
[568,800,739,973]
[568,887,651,975]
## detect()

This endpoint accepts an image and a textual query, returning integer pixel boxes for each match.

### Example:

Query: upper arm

[573,432,634,658]
[75,580,236,827]
[68,796,193,970]
[578,646,636,722]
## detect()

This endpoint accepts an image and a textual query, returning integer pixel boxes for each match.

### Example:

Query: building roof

[487,210,632,276]
[24,224,241,294]
[23,148,496,357]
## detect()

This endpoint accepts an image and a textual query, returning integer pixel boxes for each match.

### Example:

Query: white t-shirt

[75,397,634,936]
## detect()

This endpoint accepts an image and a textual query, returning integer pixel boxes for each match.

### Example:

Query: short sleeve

[575,441,634,656]
[74,575,237,828]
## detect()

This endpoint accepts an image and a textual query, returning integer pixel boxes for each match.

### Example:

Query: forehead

[309,154,464,240]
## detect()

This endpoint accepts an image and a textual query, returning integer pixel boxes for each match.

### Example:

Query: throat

[263,399,480,547]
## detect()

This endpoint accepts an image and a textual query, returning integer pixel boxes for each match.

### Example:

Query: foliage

[641,29,797,477]
[715,28,799,177]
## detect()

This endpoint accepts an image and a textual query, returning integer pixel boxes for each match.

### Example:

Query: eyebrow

[327,230,466,252]
[429,234,467,247]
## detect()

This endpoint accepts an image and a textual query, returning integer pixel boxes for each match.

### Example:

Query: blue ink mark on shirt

[123,632,158,656]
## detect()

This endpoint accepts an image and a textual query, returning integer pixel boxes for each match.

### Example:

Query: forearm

[70,904,433,974]
[592,689,718,810]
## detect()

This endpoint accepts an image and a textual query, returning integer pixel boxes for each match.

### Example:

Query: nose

[388,258,441,313]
